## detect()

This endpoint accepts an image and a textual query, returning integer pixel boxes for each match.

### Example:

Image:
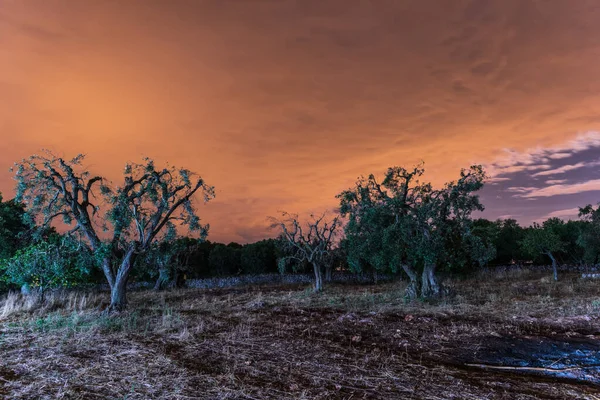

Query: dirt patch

[0,365,18,396]
[162,341,227,375]
[2,278,600,399]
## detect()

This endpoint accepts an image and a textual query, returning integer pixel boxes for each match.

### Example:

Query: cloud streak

[531,160,600,177]
[535,208,581,223]
[488,132,600,179]
[512,180,600,198]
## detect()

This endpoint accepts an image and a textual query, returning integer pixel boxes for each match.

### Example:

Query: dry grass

[1,272,600,399]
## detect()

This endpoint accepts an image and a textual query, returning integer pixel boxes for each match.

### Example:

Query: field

[1,270,600,399]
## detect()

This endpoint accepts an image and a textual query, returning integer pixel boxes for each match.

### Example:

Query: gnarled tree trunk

[547,252,558,281]
[402,264,419,300]
[325,264,333,282]
[107,248,137,312]
[421,263,440,298]
[313,262,323,292]
[110,275,128,312]
[154,265,170,291]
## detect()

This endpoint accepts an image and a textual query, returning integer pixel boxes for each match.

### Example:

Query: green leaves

[0,195,30,262]
[338,164,491,278]
[10,151,215,305]
[1,234,94,291]
[521,221,564,260]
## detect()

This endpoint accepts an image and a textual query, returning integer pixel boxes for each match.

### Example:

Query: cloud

[531,160,600,177]
[506,186,538,194]
[536,207,581,222]
[491,163,550,176]
[488,132,600,179]
[496,214,514,220]
[548,152,572,160]
[545,179,567,185]
[4,1,600,241]
[512,179,600,198]
[487,176,511,184]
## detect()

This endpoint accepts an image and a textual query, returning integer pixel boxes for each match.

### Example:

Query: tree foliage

[13,151,214,310]
[209,243,241,277]
[339,164,490,299]
[0,234,93,294]
[240,239,279,275]
[0,194,30,261]
[577,204,600,265]
[521,219,564,281]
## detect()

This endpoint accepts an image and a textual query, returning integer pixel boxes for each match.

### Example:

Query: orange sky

[2,1,600,242]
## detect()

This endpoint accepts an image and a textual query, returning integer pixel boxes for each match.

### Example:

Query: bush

[0,235,94,293]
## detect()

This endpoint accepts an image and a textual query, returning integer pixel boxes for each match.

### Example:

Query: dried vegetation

[2,270,600,399]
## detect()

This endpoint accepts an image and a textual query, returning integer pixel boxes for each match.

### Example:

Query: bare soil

[1,271,600,399]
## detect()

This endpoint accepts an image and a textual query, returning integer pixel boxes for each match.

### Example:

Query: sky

[2,0,600,243]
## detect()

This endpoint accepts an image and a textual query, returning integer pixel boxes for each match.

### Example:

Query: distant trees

[240,239,279,275]
[339,164,491,299]
[273,212,341,292]
[209,243,242,277]
[494,219,526,265]
[134,238,281,286]
[13,152,214,311]
[521,219,564,281]
[144,237,202,290]
[7,149,600,301]
[0,194,29,261]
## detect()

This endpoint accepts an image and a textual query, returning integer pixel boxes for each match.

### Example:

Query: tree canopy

[13,152,214,310]
[338,164,491,299]
[521,219,565,281]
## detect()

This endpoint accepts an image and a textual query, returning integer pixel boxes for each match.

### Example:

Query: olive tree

[339,165,427,298]
[145,237,201,290]
[339,164,489,299]
[521,220,564,281]
[577,205,600,265]
[273,212,341,292]
[13,152,214,311]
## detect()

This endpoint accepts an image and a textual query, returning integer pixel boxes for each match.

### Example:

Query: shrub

[0,234,94,293]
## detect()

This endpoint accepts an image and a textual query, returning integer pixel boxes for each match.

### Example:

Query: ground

[1,269,600,399]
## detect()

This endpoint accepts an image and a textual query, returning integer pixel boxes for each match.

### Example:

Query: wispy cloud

[531,160,600,177]
[497,214,514,220]
[487,131,600,179]
[512,179,600,198]
[535,207,581,222]
[545,179,567,184]
[548,152,572,160]
[506,186,538,194]
[487,176,511,184]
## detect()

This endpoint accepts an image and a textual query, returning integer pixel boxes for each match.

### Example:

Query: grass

[1,271,600,399]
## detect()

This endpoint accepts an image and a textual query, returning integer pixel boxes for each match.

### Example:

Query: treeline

[0,196,600,289]
[2,152,600,309]
[473,215,600,279]
[0,197,284,291]
[2,188,598,292]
